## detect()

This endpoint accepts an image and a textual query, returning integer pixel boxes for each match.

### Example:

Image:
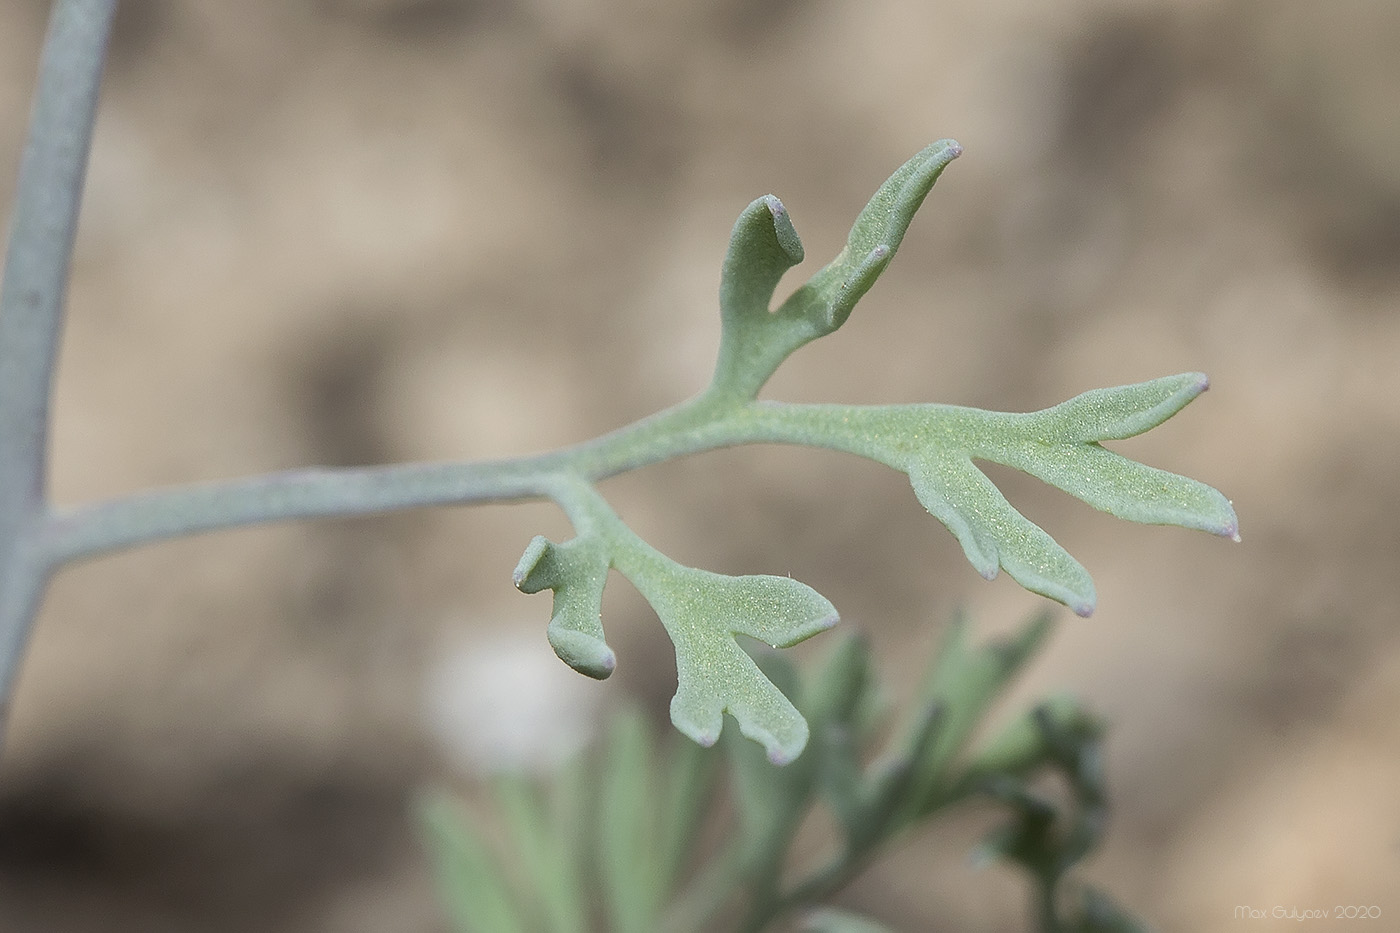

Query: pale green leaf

[416,791,526,933]
[768,371,1236,614]
[598,709,660,933]
[492,776,585,933]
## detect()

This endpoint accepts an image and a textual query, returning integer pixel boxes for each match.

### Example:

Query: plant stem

[1036,874,1063,933]
[5,358,967,728]
[39,398,947,566]
[0,0,118,733]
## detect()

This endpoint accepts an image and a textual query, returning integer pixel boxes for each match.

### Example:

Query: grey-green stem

[0,0,119,736]
[35,397,964,566]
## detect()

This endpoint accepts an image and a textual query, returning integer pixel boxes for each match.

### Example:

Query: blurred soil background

[2,0,1399,929]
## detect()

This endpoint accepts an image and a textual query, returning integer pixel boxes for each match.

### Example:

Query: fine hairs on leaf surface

[0,0,1235,769]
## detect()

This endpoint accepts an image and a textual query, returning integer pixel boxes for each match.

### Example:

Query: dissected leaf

[517,482,841,762]
[758,372,1237,615]
[711,194,810,397]
[989,374,1239,540]
[710,140,961,399]
[504,143,1236,770]
[893,381,1238,613]
[994,441,1237,536]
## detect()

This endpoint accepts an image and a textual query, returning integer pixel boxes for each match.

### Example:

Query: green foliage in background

[419,615,1150,932]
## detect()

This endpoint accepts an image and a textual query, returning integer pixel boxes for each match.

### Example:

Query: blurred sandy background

[2,0,1398,929]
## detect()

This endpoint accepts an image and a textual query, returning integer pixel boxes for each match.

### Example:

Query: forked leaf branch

[0,0,1236,760]
[515,477,837,764]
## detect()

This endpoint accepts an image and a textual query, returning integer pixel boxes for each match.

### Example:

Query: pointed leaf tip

[780,139,960,333]
[1037,372,1214,443]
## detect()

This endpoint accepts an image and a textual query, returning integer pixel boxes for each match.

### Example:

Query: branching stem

[0,0,119,729]
[41,398,980,567]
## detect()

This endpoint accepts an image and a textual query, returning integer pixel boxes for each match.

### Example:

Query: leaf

[896,377,1239,613]
[992,441,1237,536]
[518,482,841,761]
[416,790,527,933]
[633,562,839,765]
[990,374,1239,540]
[773,372,1238,615]
[712,194,810,397]
[896,612,1056,820]
[598,709,661,933]
[778,139,962,332]
[711,141,961,399]
[513,534,616,680]
[1033,371,1210,442]
[492,776,586,933]
[654,726,719,899]
[908,453,1096,615]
